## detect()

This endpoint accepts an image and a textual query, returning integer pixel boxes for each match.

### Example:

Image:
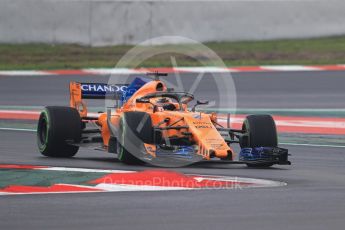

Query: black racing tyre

[117,112,153,165]
[240,114,277,148]
[108,136,117,154]
[246,162,275,168]
[37,106,81,157]
[240,114,278,168]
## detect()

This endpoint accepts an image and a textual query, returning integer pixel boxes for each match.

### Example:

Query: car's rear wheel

[117,112,153,165]
[240,114,277,168]
[37,106,81,157]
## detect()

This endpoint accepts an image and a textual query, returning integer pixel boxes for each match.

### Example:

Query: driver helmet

[156,97,176,111]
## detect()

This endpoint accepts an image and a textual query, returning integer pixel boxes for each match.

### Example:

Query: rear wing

[69,78,148,117]
[69,82,128,117]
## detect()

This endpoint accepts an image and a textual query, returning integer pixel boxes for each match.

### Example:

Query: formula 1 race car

[37,72,290,167]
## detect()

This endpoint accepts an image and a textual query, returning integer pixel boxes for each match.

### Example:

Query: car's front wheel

[117,112,153,165]
[240,114,278,168]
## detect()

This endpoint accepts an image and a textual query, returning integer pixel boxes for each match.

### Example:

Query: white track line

[0,190,106,196]
[0,127,36,132]
[280,142,345,148]
[95,183,194,192]
[40,167,134,173]
[0,71,53,76]
[260,65,321,71]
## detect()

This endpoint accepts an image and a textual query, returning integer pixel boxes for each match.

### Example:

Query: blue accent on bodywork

[239,147,274,161]
[155,146,195,159]
[121,77,149,104]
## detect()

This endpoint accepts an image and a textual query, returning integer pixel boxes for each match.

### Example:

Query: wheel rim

[117,119,124,160]
[240,121,250,148]
[38,114,48,146]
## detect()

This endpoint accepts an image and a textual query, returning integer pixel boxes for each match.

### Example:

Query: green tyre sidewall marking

[118,117,125,161]
[244,119,250,146]
[38,109,50,152]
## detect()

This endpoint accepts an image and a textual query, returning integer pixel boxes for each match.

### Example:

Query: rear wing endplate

[69,82,128,117]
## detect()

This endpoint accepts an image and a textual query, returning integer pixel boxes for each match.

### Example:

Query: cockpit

[136,92,194,112]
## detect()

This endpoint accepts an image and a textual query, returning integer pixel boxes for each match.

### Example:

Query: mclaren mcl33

[37,73,290,167]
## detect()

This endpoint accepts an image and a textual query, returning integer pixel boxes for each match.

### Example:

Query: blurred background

[0,0,345,69]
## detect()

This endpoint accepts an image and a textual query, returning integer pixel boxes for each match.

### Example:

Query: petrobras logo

[81,83,128,93]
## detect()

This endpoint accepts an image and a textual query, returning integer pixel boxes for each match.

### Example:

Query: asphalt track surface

[1,70,345,108]
[1,71,345,230]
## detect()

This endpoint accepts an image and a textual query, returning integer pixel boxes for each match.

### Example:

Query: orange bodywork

[69,82,88,118]
[69,80,234,160]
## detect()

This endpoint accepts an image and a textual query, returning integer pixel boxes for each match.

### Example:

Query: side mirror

[136,98,150,103]
[197,100,209,105]
[192,100,209,112]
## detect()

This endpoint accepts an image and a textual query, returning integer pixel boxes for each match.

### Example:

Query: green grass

[1,36,345,70]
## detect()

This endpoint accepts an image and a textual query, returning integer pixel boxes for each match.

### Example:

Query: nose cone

[184,113,233,160]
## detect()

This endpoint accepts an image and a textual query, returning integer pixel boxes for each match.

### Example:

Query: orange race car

[37,73,290,167]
